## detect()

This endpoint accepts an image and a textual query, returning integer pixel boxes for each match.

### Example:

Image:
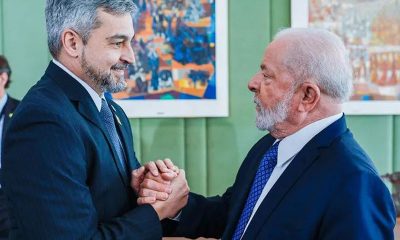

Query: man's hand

[145,158,179,178]
[141,170,190,220]
[131,158,179,203]
[137,171,172,203]
[131,166,146,194]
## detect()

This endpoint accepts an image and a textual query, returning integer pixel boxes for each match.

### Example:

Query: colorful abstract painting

[292,0,400,114]
[112,0,228,117]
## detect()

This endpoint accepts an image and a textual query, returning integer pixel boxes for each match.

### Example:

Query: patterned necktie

[100,99,126,171]
[232,141,280,240]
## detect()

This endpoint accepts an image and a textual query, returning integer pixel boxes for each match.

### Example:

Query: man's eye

[114,42,123,47]
[263,73,272,79]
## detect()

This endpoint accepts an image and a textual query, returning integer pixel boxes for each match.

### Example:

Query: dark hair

[45,0,137,58]
[0,55,12,89]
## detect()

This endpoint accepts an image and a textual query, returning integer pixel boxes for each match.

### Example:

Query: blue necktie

[232,141,280,240]
[100,99,126,172]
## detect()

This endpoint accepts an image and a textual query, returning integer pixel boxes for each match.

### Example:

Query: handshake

[130,159,190,220]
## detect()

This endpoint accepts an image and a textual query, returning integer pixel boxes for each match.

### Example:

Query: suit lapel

[237,140,272,201]
[109,102,138,172]
[242,145,321,239]
[106,101,130,184]
[2,97,19,140]
[242,116,348,239]
[46,62,129,186]
[223,135,276,239]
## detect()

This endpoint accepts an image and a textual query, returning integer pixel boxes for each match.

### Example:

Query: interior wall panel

[270,0,291,35]
[184,118,208,195]
[3,0,48,100]
[347,116,394,175]
[139,119,185,168]
[393,116,400,171]
[0,0,3,53]
[206,0,274,196]
[129,119,142,162]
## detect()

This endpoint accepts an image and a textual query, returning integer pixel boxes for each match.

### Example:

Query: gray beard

[81,51,128,93]
[254,91,292,131]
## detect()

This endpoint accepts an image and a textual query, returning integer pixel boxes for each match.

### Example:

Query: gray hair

[274,28,353,102]
[45,0,137,58]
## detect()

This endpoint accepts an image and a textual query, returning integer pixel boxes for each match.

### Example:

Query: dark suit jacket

[166,116,396,239]
[2,62,162,240]
[0,96,19,237]
[1,96,19,142]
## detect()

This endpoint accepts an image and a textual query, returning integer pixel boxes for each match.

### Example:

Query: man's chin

[105,80,127,93]
[255,120,271,131]
[256,115,278,132]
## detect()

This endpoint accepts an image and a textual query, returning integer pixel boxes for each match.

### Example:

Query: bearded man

[149,28,396,239]
[1,1,189,239]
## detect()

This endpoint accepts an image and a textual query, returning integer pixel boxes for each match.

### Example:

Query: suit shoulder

[9,79,73,128]
[326,131,378,175]
[18,77,70,112]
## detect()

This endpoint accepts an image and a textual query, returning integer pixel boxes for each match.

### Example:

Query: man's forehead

[95,11,135,38]
[261,42,288,71]
[96,10,133,26]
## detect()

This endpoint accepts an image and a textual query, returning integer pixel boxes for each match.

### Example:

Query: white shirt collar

[0,94,8,112]
[52,59,103,112]
[276,112,343,167]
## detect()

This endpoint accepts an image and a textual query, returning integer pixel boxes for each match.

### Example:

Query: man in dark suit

[143,28,396,239]
[2,1,188,239]
[0,55,20,239]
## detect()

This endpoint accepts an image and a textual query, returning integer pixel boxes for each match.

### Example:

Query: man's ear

[61,29,83,58]
[297,82,321,112]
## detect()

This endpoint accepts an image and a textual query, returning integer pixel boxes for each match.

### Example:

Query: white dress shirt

[0,94,8,170]
[241,112,343,237]
[52,59,103,111]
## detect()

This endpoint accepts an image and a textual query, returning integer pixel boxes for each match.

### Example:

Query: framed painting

[291,0,400,114]
[111,0,228,118]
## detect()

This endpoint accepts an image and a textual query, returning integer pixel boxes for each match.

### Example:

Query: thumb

[131,166,146,191]
[132,166,146,179]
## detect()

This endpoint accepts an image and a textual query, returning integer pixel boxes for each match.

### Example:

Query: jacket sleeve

[162,136,273,239]
[2,108,162,240]
[163,187,232,239]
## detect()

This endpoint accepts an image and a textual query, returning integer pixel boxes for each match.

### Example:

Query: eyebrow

[260,64,272,72]
[106,34,135,41]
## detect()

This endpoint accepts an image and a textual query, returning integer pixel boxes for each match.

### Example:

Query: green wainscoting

[0,0,3,53]
[0,0,397,197]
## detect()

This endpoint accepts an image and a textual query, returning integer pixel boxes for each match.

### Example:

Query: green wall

[0,0,397,196]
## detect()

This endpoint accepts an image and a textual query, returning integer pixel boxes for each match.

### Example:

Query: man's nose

[121,43,135,64]
[248,73,260,93]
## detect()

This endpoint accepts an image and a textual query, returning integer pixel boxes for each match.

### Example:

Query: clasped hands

[131,159,190,220]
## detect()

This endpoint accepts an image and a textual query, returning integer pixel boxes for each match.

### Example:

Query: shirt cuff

[168,210,182,221]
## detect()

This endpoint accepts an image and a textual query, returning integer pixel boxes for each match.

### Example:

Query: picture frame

[112,0,228,118]
[291,0,400,115]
